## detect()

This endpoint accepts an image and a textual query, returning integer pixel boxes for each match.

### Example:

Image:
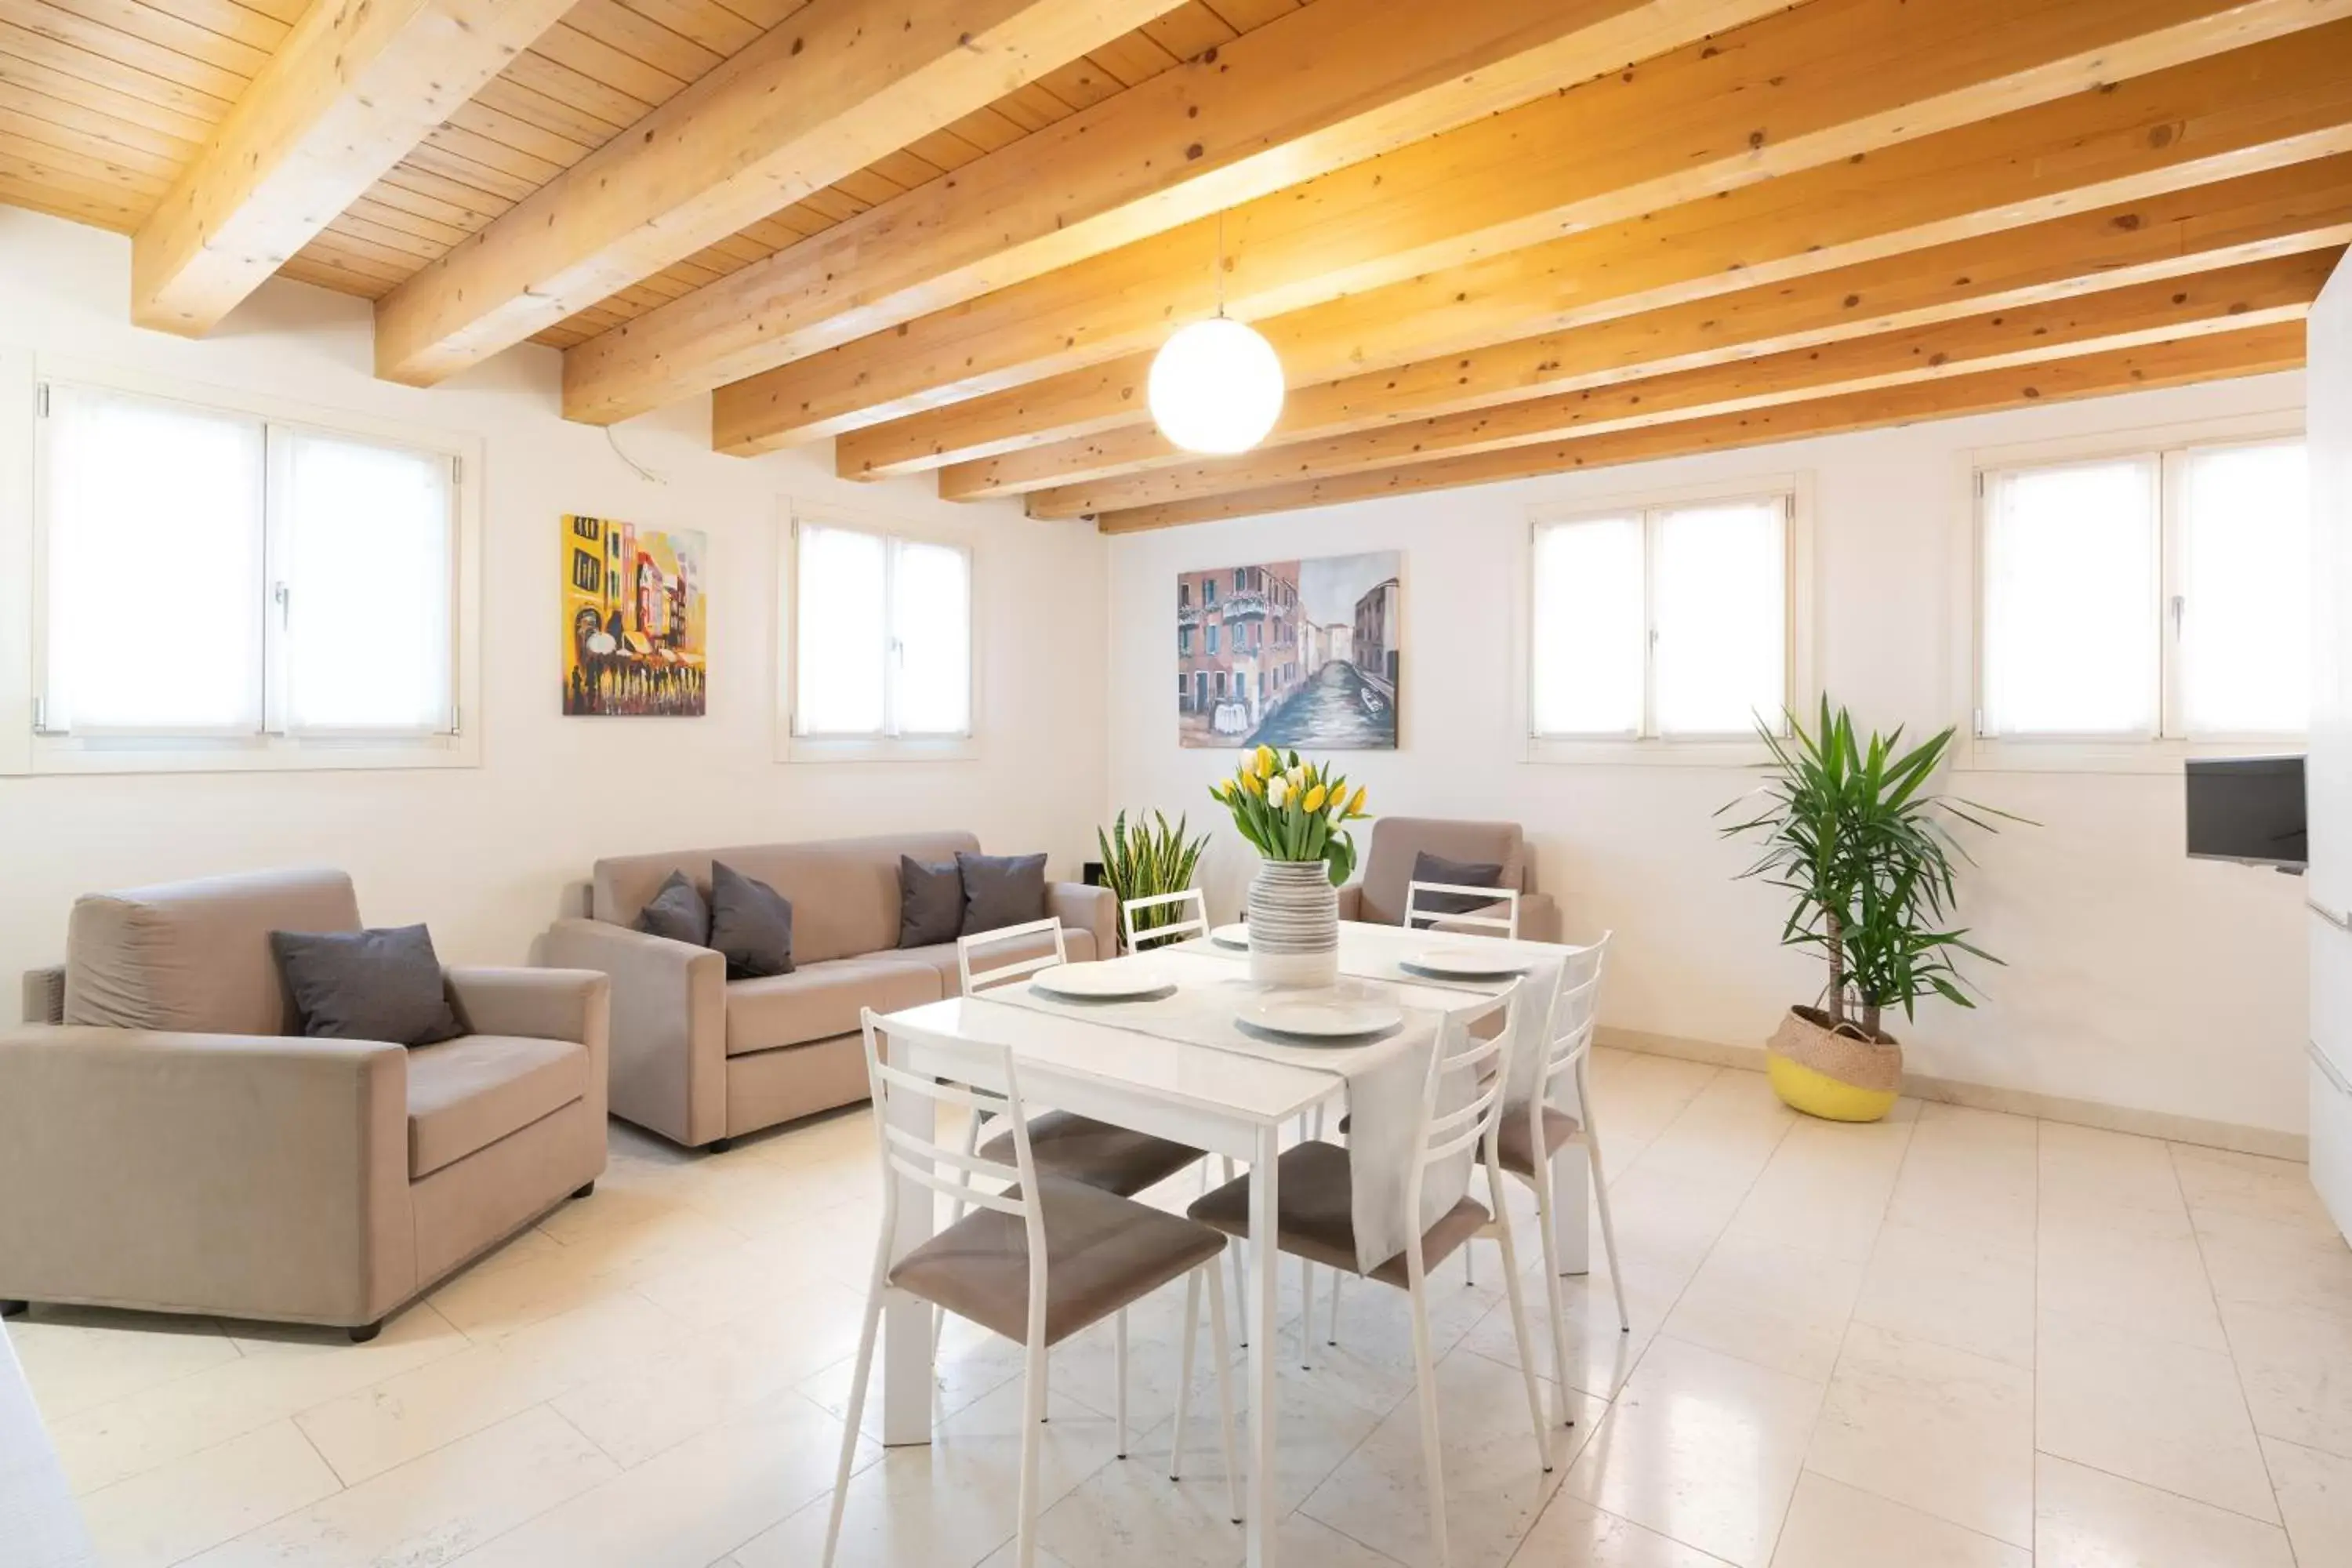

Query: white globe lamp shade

[1148,317,1285,455]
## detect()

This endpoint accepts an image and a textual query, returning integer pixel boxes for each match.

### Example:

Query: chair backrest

[1405,881,1521,938]
[1535,931,1612,1113]
[957,916,1069,996]
[1400,980,1522,1276]
[1359,817,1532,927]
[859,1011,1047,1293]
[1122,888,1208,952]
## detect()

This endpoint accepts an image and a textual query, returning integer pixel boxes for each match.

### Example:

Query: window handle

[274,582,291,626]
[2171,593,2185,634]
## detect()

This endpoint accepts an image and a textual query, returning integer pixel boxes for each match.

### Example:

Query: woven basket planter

[1766,1006,1903,1122]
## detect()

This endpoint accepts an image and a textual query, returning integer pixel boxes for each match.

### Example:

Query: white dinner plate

[1029,960,1172,1001]
[1403,946,1530,980]
[1237,995,1403,1040]
[1210,923,1250,949]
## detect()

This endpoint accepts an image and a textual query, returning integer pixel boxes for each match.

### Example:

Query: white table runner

[983,947,1497,1272]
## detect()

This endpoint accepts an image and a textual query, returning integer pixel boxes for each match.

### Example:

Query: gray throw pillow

[898,856,964,948]
[634,870,710,946]
[1409,850,1506,919]
[958,851,1048,937]
[268,925,463,1047]
[710,861,793,979]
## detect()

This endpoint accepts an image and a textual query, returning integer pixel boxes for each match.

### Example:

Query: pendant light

[1149,213,1284,455]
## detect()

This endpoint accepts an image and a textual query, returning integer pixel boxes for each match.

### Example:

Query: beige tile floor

[10,1049,2352,1568]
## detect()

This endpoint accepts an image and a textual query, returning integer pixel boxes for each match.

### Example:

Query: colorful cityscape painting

[561,515,708,717]
[1177,552,1400,749]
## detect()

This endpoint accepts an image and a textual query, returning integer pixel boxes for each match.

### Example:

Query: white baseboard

[1597,1025,2308,1163]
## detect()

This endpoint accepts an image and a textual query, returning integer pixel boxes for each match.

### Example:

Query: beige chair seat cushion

[406,1034,588,1179]
[1189,1140,1490,1287]
[1497,1105,1581,1180]
[724,957,942,1057]
[977,1111,1203,1198]
[890,1175,1225,1346]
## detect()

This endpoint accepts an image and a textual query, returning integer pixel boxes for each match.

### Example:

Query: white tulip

[1267,775,1290,808]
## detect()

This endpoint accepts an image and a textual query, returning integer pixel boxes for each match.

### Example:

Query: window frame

[775,503,982,764]
[1954,410,2307,774]
[0,351,481,776]
[1517,472,1814,767]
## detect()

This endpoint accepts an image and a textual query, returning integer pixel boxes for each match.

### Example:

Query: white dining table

[871,920,1590,1568]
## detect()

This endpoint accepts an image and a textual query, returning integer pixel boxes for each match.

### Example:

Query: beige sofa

[1336,816,1561,943]
[543,832,1112,1151]
[0,869,609,1341]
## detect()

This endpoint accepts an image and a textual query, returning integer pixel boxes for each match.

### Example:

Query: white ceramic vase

[1247,858,1339,988]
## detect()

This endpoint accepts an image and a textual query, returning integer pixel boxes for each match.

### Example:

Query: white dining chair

[826,1013,1240,1568]
[1121,887,1210,952]
[956,915,1069,995]
[1185,985,1554,1566]
[1501,935,1630,1415]
[1405,880,1522,938]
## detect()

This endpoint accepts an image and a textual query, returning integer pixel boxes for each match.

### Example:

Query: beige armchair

[1335,816,1560,942]
[544,832,1113,1152]
[0,869,608,1341]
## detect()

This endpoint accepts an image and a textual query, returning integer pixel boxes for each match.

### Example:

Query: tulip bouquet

[1211,746,1370,887]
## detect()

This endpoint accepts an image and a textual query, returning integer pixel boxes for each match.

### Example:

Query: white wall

[0,208,1109,980]
[1108,373,2314,1137]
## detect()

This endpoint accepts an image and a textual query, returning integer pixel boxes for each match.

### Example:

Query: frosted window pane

[1983,459,2158,736]
[281,431,453,731]
[2179,442,2308,736]
[797,525,887,735]
[45,386,264,731]
[895,539,971,735]
[1530,516,1644,735]
[1654,499,1786,736]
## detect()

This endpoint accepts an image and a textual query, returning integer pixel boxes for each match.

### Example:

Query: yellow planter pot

[1766,1007,1902,1123]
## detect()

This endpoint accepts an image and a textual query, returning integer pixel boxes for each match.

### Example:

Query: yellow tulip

[1302,784,1327,812]
[1254,743,1277,778]
[1242,771,1264,797]
[1347,784,1368,816]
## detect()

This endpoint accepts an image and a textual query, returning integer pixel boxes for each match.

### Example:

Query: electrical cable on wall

[605,423,666,486]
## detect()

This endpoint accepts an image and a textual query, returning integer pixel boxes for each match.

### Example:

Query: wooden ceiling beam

[1093,323,2309,532]
[557,0,1794,426]
[129,0,573,336]
[1029,249,2335,516]
[848,24,2352,478]
[958,158,2352,499]
[370,0,1192,387]
[714,0,2352,454]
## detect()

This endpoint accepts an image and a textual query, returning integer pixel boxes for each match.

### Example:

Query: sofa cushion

[269,925,463,1046]
[724,956,943,1057]
[593,832,980,964]
[957,851,1047,936]
[898,856,964,948]
[1406,851,1504,920]
[634,870,710,947]
[710,862,793,978]
[65,868,362,1036]
[406,1033,589,1179]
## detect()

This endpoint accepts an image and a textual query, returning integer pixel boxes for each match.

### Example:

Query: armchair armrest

[539,920,724,1148]
[21,966,63,1025]
[1334,881,1364,922]
[0,1026,413,1327]
[1047,882,1116,959]
[1515,891,1561,945]
[445,967,608,1045]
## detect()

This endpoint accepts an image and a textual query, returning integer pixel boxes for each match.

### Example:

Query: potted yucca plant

[1096,809,1209,952]
[1210,746,1370,988]
[1716,699,2020,1121]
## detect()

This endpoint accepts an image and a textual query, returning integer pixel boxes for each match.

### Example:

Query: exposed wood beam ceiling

[0,1,2343,530]
[130,0,575,336]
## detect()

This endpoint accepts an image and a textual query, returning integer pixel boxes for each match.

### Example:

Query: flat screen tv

[2186,755,2307,869]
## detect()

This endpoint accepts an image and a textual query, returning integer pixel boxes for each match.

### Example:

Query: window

[789,518,972,750]
[1976,437,2307,744]
[1528,492,1791,742]
[31,379,465,768]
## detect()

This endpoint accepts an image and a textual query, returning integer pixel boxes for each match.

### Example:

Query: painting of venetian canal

[1177,552,1399,750]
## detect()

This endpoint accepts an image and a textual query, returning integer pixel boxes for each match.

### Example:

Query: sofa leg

[571,1181,596,1200]
[707,1138,733,1154]
[0,1300,26,1319]
[348,1320,383,1345]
